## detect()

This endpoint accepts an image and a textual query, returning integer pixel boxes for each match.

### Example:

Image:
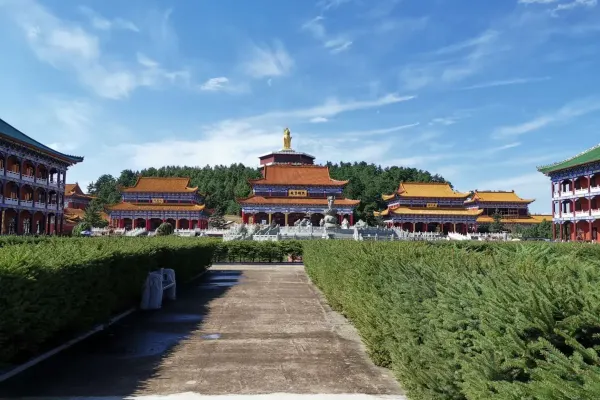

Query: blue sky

[1,0,600,213]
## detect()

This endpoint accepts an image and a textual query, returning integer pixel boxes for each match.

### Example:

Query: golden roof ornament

[283,127,292,150]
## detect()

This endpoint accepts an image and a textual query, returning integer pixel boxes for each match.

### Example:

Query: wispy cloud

[243,41,294,79]
[317,0,353,11]
[2,0,188,99]
[309,117,329,123]
[251,93,415,121]
[518,0,598,14]
[78,6,139,32]
[399,30,502,90]
[302,16,353,54]
[341,123,420,137]
[492,98,600,138]
[199,77,229,92]
[552,0,598,15]
[459,76,551,90]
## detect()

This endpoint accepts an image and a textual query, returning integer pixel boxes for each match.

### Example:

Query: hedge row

[213,240,302,263]
[0,236,216,365]
[303,241,600,400]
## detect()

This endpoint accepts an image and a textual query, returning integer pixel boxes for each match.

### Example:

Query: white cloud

[318,0,353,11]
[474,172,551,213]
[399,30,502,90]
[518,0,559,4]
[251,93,415,121]
[1,0,188,99]
[492,98,600,138]
[340,123,420,137]
[200,77,229,91]
[459,76,551,90]
[78,6,139,32]
[243,41,294,79]
[303,16,353,54]
[310,117,329,123]
[552,0,598,14]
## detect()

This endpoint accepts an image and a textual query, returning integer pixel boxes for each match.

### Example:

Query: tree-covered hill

[86,162,449,224]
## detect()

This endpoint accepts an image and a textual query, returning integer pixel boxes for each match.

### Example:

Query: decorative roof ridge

[473,189,515,193]
[537,143,600,171]
[0,118,84,163]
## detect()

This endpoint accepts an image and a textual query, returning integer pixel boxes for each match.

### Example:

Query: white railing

[553,192,561,199]
[554,213,561,218]
[447,232,470,241]
[575,189,589,195]
[0,168,4,175]
[174,228,197,237]
[48,180,59,187]
[22,174,35,183]
[35,202,46,209]
[6,170,20,179]
[575,210,589,217]
[36,178,49,185]
[562,212,574,218]
[126,228,147,237]
[4,197,18,206]
[47,203,58,210]
[591,186,600,193]
[21,200,33,207]
[592,209,600,216]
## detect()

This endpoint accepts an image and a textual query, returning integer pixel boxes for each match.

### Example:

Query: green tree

[209,211,227,229]
[489,209,504,233]
[156,222,174,236]
[72,221,92,236]
[82,200,108,228]
[87,175,120,207]
[536,219,552,239]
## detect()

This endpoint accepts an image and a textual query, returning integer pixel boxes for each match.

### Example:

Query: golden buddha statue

[283,127,292,150]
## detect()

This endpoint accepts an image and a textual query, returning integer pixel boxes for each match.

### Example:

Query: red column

[349,213,354,226]
[145,218,150,230]
[241,211,246,224]
[175,219,180,229]
[589,221,592,241]
[552,222,556,241]
[119,219,124,229]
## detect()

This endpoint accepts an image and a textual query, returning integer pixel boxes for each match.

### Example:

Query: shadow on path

[0,269,241,398]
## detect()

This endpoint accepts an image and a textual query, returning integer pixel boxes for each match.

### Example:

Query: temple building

[538,143,600,241]
[108,177,210,230]
[466,190,551,227]
[237,128,360,226]
[0,118,83,235]
[377,183,551,233]
[63,183,109,234]
[376,182,482,233]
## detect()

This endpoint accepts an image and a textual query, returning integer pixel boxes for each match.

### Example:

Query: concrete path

[0,264,405,400]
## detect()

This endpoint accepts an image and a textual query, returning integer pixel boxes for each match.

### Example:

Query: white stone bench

[140,268,176,310]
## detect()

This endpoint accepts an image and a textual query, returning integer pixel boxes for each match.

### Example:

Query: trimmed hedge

[303,241,600,400]
[0,236,216,365]
[213,240,302,263]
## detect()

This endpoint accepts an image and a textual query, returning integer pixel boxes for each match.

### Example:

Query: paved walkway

[0,264,405,399]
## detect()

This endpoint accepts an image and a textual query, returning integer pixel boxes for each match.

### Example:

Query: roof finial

[283,127,292,150]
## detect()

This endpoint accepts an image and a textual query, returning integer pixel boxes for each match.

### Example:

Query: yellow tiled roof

[390,207,482,216]
[121,177,198,193]
[466,190,533,204]
[477,214,551,224]
[397,182,471,199]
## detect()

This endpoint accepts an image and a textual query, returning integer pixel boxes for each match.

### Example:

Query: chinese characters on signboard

[288,190,308,197]
[151,198,165,204]
[426,203,438,208]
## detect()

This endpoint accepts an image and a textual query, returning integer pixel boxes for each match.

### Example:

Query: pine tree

[490,209,504,233]
[82,200,108,228]
[208,211,227,229]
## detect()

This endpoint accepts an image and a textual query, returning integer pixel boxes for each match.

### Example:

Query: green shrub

[72,222,92,236]
[156,222,174,236]
[0,236,216,365]
[213,240,303,262]
[303,241,600,400]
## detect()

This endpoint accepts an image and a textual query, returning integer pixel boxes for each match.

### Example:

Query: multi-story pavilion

[466,190,551,227]
[108,177,210,230]
[0,118,82,235]
[376,182,481,233]
[238,128,360,226]
[63,183,109,234]
[538,144,600,241]
[377,184,551,233]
